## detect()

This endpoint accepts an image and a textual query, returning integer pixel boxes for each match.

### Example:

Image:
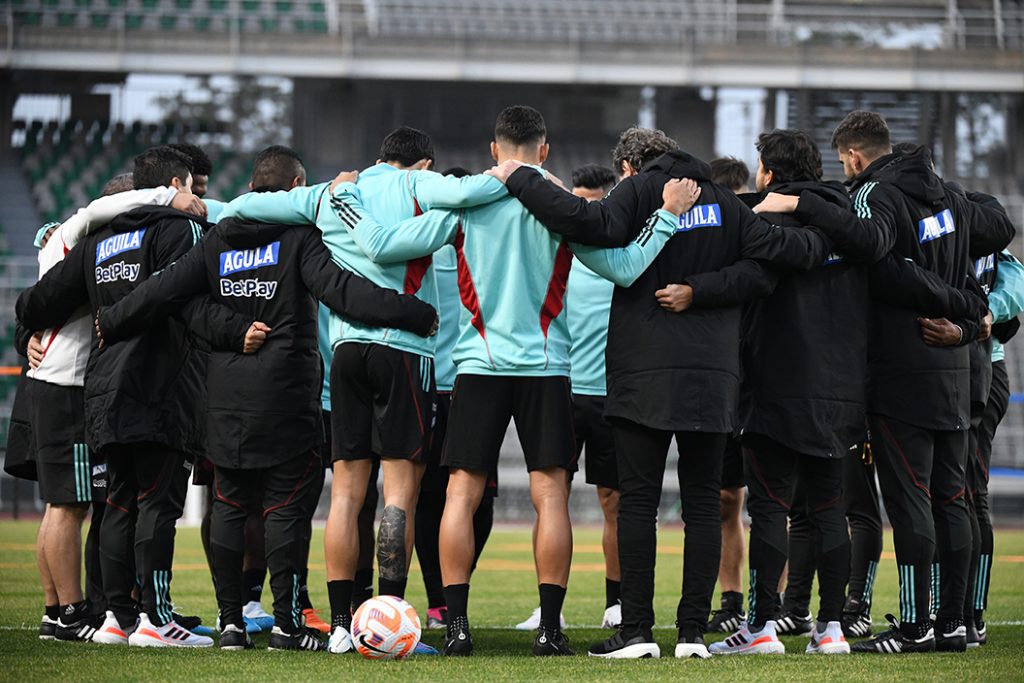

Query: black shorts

[573,394,618,490]
[27,379,96,505]
[421,393,498,495]
[330,343,436,462]
[721,435,744,490]
[443,374,576,473]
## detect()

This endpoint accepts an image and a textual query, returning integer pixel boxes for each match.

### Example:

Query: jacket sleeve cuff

[505,165,543,198]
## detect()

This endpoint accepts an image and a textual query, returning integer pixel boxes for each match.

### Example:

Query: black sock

[352,568,374,610]
[722,590,743,611]
[59,599,89,623]
[975,609,985,625]
[242,568,266,605]
[444,584,470,622]
[45,605,59,621]
[297,568,313,610]
[327,580,353,629]
[605,578,621,609]
[900,620,932,640]
[379,577,407,599]
[538,584,566,631]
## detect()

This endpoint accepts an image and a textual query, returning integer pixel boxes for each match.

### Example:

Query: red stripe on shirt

[404,255,433,295]
[539,240,573,338]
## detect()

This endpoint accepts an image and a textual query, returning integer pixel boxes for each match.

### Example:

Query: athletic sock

[327,580,353,629]
[243,568,266,605]
[444,584,470,622]
[352,568,374,610]
[538,584,566,631]
[605,578,621,609]
[900,620,932,640]
[59,599,90,623]
[379,577,407,599]
[721,590,743,612]
[297,568,313,611]
[45,605,59,621]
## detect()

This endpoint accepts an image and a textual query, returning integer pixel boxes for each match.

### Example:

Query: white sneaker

[601,603,622,629]
[92,610,136,645]
[515,606,566,631]
[675,639,712,659]
[242,601,275,632]
[128,613,214,648]
[327,625,353,654]
[806,621,850,655]
[709,620,786,655]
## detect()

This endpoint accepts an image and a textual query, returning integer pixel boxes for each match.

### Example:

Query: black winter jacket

[791,148,1014,430]
[16,205,211,455]
[506,150,832,432]
[96,218,437,469]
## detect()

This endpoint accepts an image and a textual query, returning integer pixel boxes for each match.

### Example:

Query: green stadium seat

[42,0,59,7]
[274,1,292,12]
[310,1,324,12]
[241,0,260,11]
[141,0,159,9]
[310,18,327,33]
[125,13,143,28]
[90,12,110,27]
[74,0,93,7]
[18,11,43,25]
[57,12,77,26]
[260,17,278,31]
[106,0,125,6]
[208,0,227,10]
[160,14,178,29]
[175,0,193,8]
[193,15,211,30]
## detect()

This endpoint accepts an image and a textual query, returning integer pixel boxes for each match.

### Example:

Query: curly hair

[611,127,678,175]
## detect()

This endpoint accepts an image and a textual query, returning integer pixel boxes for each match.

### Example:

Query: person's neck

[496,147,542,166]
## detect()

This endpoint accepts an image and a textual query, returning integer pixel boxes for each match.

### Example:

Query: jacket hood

[108,204,203,233]
[740,180,851,211]
[217,217,299,248]
[644,150,713,182]
[853,146,945,207]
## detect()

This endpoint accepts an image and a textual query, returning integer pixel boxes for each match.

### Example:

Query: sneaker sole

[129,634,213,648]
[92,633,129,645]
[589,643,661,659]
[711,643,786,655]
[38,635,56,641]
[807,643,851,655]
[675,643,711,659]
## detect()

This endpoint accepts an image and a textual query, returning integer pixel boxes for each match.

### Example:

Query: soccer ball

[351,595,422,659]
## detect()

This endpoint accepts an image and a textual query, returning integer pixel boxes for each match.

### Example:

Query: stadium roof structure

[1,0,1022,91]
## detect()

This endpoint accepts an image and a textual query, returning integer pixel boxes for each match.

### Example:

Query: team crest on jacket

[918,209,955,243]
[96,229,146,264]
[219,242,280,276]
[677,203,722,232]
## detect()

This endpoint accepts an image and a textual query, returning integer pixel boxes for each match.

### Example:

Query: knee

[596,487,619,521]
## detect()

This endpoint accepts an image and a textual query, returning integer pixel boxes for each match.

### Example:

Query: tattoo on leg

[377,506,407,581]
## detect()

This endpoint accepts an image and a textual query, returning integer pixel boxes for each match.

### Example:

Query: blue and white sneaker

[243,601,275,632]
[413,641,439,655]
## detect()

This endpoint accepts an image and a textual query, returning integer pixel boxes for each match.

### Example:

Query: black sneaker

[220,623,254,651]
[39,614,58,641]
[975,619,987,646]
[588,630,660,659]
[850,614,935,654]
[935,618,967,653]
[55,611,103,642]
[267,626,325,651]
[841,595,873,638]
[674,632,710,659]
[775,609,813,636]
[533,627,573,656]
[443,616,473,657]
[966,622,981,649]
[707,595,746,633]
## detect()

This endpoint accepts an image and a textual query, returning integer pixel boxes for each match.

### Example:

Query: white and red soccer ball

[351,595,422,659]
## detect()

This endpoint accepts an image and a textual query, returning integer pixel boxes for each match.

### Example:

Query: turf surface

[1,520,1022,681]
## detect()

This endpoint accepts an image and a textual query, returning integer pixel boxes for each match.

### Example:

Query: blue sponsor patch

[219,242,280,276]
[918,208,955,243]
[975,254,995,278]
[95,229,146,264]
[677,203,722,232]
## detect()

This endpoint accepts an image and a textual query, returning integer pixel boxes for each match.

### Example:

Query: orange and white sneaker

[128,613,214,648]
[806,620,850,654]
[709,620,786,655]
[302,608,330,634]
[92,610,135,645]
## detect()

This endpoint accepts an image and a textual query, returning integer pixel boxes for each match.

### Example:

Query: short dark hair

[755,130,822,184]
[892,142,934,169]
[612,127,678,175]
[831,110,892,154]
[379,127,434,167]
[571,164,616,193]
[710,156,752,191]
[101,172,134,196]
[250,145,306,192]
[442,166,471,178]
[133,146,192,190]
[168,143,213,176]
[494,105,547,147]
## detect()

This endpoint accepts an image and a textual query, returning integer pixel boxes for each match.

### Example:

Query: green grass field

[1,520,1022,681]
